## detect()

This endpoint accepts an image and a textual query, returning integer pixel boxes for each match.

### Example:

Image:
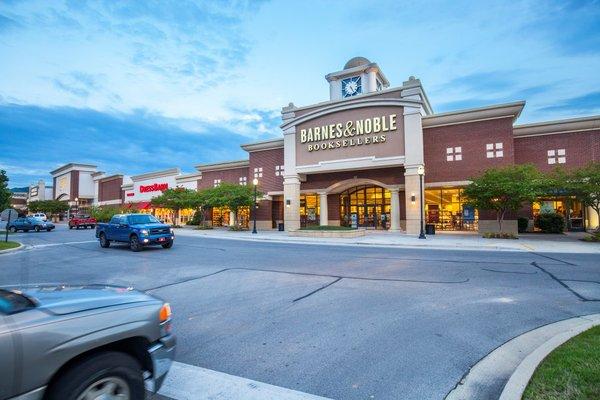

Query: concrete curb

[499,313,600,400]
[445,313,600,400]
[0,242,24,254]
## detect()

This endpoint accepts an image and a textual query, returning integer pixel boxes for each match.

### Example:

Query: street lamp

[417,166,426,239]
[252,178,258,234]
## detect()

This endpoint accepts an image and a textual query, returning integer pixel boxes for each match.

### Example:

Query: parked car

[69,214,97,229]
[8,217,55,232]
[0,284,175,400]
[31,212,47,221]
[96,214,174,252]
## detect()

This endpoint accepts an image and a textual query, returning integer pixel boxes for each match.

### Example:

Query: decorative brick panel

[514,130,600,172]
[249,148,284,193]
[198,168,249,189]
[301,167,405,191]
[99,176,123,202]
[423,117,514,183]
[327,194,340,220]
[70,170,79,201]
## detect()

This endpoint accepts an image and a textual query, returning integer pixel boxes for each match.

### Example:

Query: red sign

[140,183,168,193]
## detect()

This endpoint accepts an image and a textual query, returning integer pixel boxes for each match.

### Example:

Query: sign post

[1,209,17,242]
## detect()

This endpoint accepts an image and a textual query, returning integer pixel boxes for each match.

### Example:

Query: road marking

[158,361,333,400]
[25,240,98,249]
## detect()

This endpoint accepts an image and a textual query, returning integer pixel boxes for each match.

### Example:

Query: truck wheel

[91,224,96,228]
[46,351,144,400]
[35,225,41,232]
[99,233,110,248]
[129,235,141,252]
[161,241,173,249]
[69,225,73,229]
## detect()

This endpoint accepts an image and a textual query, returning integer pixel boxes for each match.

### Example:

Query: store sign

[30,187,38,197]
[300,114,397,152]
[140,183,168,193]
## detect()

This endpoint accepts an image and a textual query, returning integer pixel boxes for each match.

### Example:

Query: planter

[289,229,366,238]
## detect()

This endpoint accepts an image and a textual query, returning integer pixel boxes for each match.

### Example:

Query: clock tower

[325,57,389,101]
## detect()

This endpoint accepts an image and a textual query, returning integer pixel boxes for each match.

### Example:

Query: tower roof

[343,56,371,70]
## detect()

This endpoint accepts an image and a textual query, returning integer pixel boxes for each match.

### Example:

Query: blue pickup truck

[96,214,174,252]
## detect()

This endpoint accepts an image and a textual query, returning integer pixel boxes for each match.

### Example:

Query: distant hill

[10,187,28,193]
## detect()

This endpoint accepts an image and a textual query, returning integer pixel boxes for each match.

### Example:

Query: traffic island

[289,226,366,238]
[522,325,600,400]
[0,241,23,253]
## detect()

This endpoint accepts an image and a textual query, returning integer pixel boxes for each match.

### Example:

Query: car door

[0,309,22,398]
[118,216,130,241]
[13,218,24,230]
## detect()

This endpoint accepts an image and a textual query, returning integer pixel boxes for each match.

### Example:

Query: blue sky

[1,0,599,187]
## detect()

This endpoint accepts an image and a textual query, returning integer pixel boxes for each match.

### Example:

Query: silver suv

[0,284,175,400]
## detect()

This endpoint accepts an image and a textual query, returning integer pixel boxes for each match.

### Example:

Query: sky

[1,0,599,188]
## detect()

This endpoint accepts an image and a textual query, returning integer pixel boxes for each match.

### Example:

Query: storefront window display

[339,185,391,230]
[425,188,478,231]
[211,206,250,228]
[532,197,584,231]
[300,194,320,227]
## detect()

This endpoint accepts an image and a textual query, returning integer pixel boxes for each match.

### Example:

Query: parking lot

[2,225,599,399]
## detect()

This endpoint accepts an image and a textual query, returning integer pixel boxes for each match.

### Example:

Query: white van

[31,212,47,221]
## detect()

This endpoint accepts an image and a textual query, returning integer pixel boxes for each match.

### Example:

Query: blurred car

[96,214,174,252]
[8,217,55,232]
[68,214,97,229]
[0,284,175,400]
[31,212,47,221]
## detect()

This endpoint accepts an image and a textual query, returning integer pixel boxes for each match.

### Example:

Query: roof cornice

[513,115,600,137]
[176,171,203,183]
[241,138,284,152]
[50,163,98,176]
[195,160,249,172]
[422,101,525,128]
[130,168,180,181]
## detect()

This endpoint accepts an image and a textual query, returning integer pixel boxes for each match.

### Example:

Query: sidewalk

[175,227,600,254]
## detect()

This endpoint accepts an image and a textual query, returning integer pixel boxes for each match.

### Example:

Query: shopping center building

[47,57,600,233]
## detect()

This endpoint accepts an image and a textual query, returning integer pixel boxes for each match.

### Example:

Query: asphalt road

[2,225,599,400]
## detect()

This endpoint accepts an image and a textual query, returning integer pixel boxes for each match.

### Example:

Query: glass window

[425,188,478,231]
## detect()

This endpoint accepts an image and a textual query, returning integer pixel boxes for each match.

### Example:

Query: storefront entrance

[340,185,391,229]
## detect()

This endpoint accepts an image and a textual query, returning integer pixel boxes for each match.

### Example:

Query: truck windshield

[128,215,160,225]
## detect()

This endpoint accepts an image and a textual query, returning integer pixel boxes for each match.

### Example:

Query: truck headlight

[140,229,149,235]
[170,228,174,234]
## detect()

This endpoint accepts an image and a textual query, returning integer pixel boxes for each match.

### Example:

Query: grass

[299,225,354,231]
[523,325,600,400]
[0,241,20,251]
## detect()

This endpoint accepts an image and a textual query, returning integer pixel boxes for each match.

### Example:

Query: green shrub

[518,217,529,233]
[534,212,565,233]
[582,232,600,242]
[194,224,213,230]
[228,224,247,231]
[187,210,206,225]
[299,225,354,231]
[482,232,518,239]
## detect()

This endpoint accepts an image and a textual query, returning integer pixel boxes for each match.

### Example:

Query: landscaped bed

[0,241,20,251]
[299,225,354,231]
[523,325,600,400]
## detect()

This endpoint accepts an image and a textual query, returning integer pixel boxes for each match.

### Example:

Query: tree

[463,164,544,232]
[151,188,201,225]
[200,183,260,226]
[0,170,11,211]
[28,200,68,216]
[570,163,600,231]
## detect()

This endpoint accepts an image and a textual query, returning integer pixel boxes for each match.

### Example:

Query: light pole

[252,178,258,234]
[417,166,426,239]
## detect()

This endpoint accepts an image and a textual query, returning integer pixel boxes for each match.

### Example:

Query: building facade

[46,57,600,232]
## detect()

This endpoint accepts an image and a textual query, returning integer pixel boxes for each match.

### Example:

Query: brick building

[93,57,599,233]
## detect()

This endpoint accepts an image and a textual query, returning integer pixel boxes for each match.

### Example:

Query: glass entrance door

[340,186,391,229]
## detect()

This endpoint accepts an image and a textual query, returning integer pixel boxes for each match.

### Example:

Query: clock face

[342,76,361,98]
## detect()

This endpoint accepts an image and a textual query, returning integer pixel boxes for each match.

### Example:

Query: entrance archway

[339,185,391,229]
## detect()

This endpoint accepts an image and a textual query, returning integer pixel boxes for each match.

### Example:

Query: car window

[0,289,36,315]
[128,214,160,224]
[109,216,120,224]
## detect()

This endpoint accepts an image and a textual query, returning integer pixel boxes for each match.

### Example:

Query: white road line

[158,361,333,400]
[25,240,98,249]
